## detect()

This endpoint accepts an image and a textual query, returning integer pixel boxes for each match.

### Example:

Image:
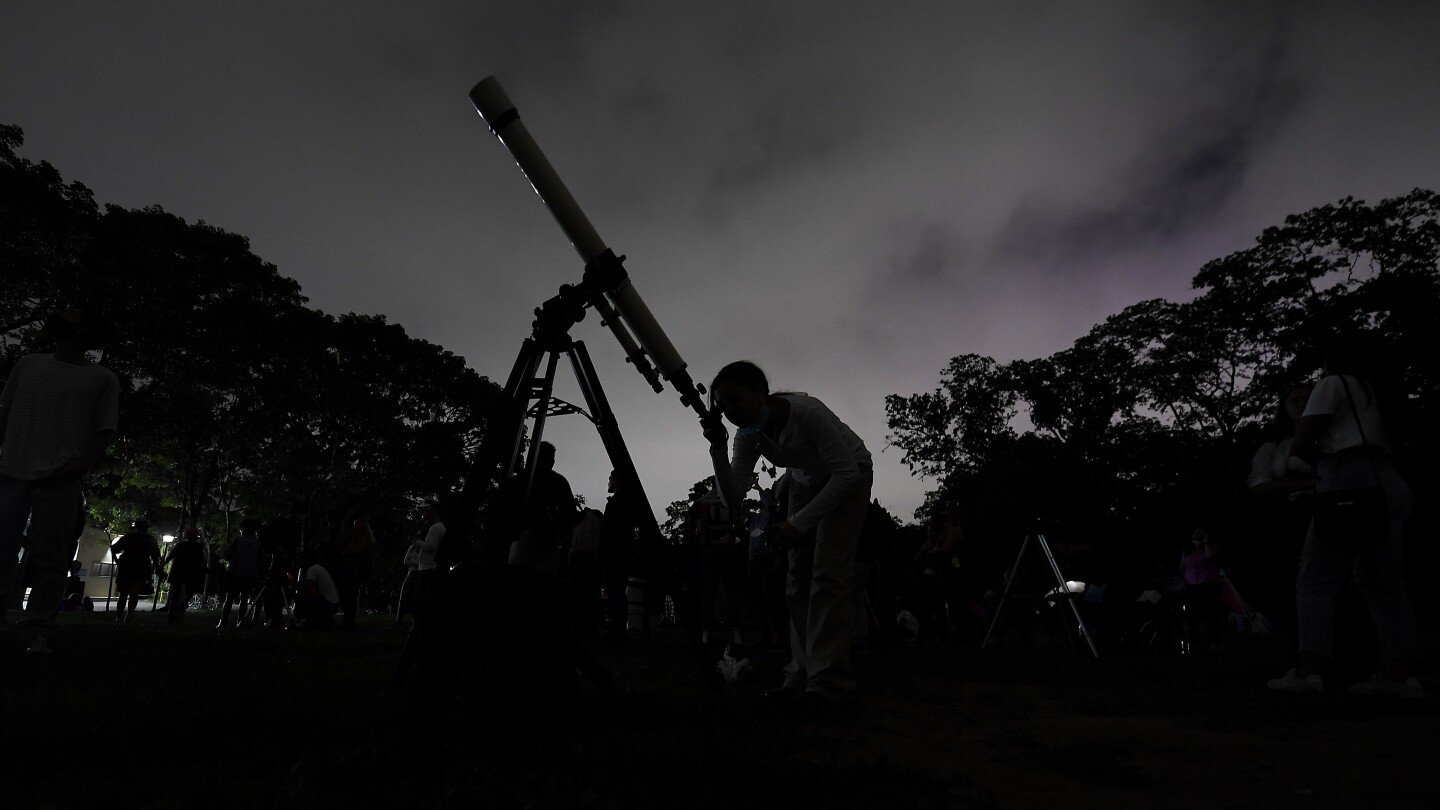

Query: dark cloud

[609,78,672,119]
[996,34,1301,263]
[881,221,968,286]
[3,0,1437,524]
[705,104,841,193]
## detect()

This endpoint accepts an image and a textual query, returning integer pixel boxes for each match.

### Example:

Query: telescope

[468,77,711,421]
[391,77,724,694]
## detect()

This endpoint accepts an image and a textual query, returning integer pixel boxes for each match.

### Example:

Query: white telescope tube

[469,77,689,382]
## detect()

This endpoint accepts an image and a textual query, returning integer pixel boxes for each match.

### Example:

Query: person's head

[1321,334,1378,379]
[298,548,318,568]
[1273,381,1313,437]
[710,361,771,430]
[537,441,557,472]
[131,518,150,533]
[183,527,200,543]
[1317,331,1404,428]
[1282,383,1312,423]
[45,306,114,352]
[423,503,445,525]
[239,518,262,536]
[924,507,952,538]
[607,470,619,494]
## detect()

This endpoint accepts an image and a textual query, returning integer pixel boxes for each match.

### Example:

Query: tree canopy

[1,126,500,541]
[887,189,1440,555]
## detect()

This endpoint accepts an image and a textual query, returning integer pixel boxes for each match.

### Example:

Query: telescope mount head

[531,287,588,352]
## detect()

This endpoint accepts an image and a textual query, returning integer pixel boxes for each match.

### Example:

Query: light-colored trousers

[783,470,871,700]
[1296,455,1416,662]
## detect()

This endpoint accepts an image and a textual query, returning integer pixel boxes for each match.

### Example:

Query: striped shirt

[0,353,119,480]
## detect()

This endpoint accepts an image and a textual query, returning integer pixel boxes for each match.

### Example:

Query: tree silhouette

[1,125,500,541]
[888,189,1440,567]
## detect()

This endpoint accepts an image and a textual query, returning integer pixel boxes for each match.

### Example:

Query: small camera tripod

[982,521,1100,658]
[242,573,295,628]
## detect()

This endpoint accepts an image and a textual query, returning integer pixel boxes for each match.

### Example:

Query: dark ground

[1,612,1437,809]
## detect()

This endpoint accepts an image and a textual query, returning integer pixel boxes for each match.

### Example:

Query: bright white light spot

[162,534,175,544]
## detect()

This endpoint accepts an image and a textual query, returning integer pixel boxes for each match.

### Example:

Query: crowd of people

[102,512,383,631]
[501,350,1425,705]
[0,308,1427,703]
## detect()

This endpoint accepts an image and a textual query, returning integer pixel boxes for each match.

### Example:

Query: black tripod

[243,573,294,629]
[982,523,1100,658]
[392,263,722,693]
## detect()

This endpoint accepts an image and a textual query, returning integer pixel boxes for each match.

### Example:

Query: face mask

[737,402,772,436]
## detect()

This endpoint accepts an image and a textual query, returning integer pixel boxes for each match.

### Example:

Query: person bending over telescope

[706,361,872,708]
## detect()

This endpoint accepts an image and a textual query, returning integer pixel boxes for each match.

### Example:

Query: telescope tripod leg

[1035,533,1100,658]
[982,534,1032,650]
[566,341,723,693]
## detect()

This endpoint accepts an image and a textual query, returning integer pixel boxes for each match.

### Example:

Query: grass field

[2,612,1436,809]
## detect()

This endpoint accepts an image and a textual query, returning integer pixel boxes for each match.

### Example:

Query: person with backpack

[1268,337,1422,698]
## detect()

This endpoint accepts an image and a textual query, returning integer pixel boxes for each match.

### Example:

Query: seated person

[295,549,340,628]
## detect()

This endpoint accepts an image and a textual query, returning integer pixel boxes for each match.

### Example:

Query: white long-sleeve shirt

[1246,437,1313,490]
[722,394,871,535]
[414,522,445,571]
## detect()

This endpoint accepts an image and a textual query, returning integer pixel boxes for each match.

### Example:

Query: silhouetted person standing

[509,441,577,574]
[163,528,206,624]
[600,470,644,642]
[218,519,265,628]
[259,513,302,629]
[1243,382,1316,635]
[110,521,161,624]
[1269,338,1422,697]
[707,361,872,710]
[0,307,119,651]
[335,517,375,629]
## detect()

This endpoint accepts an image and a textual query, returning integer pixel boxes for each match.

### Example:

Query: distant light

[162,534,175,544]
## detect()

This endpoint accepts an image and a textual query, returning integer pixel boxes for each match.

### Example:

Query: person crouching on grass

[706,361,872,711]
[295,548,341,629]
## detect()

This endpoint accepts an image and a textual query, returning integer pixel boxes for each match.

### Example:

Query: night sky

[4,2,1439,521]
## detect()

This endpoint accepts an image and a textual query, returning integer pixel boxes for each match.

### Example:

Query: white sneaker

[1347,673,1425,700]
[1267,668,1323,694]
[26,635,53,654]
